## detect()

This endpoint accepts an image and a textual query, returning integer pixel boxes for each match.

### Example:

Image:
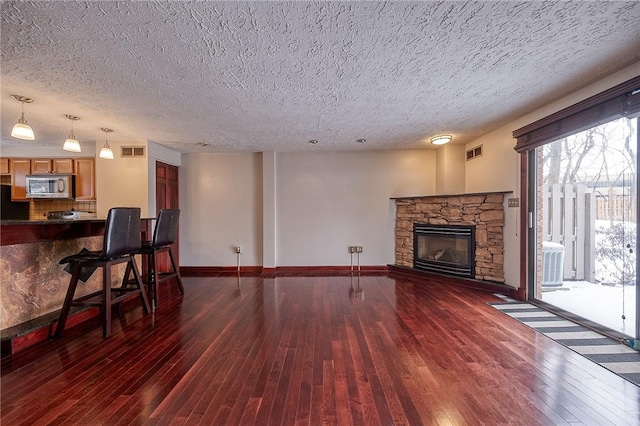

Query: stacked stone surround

[394,192,507,282]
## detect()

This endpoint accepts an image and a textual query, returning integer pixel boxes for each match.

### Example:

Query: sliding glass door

[529,116,638,338]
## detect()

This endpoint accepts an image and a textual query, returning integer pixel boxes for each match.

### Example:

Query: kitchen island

[0,218,151,354]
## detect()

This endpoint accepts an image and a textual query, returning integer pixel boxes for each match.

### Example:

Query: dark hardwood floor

[2,273,639,425]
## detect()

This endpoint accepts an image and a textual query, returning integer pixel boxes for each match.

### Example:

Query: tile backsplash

[30,199,97,220]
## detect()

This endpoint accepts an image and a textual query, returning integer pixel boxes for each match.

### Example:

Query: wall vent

[121,146,146,158]
[466,145,483,161]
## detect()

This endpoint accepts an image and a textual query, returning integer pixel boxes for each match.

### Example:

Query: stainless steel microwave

[25,174,75,199]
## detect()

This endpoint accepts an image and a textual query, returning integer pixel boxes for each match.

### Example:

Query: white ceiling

[1,1,640,153]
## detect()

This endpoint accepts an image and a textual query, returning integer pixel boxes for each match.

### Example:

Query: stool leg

[168,248,184,294]
[130,255,151,314]
[151,249,159,310]
[55,262,82,338]
[103,262,112,338]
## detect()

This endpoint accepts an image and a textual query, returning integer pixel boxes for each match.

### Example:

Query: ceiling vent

[466,145,482,161]
[121,146,146,158]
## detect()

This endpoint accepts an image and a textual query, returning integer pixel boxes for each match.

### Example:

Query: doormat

[489,297,640,387]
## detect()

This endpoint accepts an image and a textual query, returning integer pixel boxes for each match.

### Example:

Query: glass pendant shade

[99,127,114,159]
[11,117,35,140]
[11,95,35,140]
[99,144,114,159]
[63,115,81,152]
[63,137,81,152]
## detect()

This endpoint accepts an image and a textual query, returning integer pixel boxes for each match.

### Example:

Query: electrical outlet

[235,246,242,254]
[356,246,363,253]
[508,198,520,208]
[348,246,355,254]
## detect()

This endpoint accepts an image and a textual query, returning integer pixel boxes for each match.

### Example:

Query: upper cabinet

[31,158,74,174]
[74,158,96,200]
[53,158,74,174]
[9,159,31,201]
[0,158,9,175]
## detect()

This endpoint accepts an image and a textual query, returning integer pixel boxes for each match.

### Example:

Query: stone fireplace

[394,192,508,282]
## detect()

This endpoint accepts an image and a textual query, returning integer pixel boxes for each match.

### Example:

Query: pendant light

[99,128,114,160]
[63,115,81,152]
[10,95,35,140]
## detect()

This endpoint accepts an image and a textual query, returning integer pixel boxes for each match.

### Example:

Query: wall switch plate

[235,246,242,254]
[508,198,520,208]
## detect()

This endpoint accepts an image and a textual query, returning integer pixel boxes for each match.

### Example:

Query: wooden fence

[542,184,595,282]
[596,194,637,222]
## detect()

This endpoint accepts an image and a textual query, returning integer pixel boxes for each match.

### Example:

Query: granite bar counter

[0,218,152,335]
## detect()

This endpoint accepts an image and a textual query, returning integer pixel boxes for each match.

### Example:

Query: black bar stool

[135,208,184,310]
[56,207,151,338]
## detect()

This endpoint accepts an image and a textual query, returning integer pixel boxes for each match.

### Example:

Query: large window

[514,76,640,339]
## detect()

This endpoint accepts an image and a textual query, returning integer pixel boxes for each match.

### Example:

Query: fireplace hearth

[413,223,475,278]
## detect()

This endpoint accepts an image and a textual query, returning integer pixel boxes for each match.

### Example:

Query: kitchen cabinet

[53,158,74,174]
[10,159,31,201]
[0,158,9,175]
[31,158,74,174]
[31,158,52,174]
[74,158,96,200]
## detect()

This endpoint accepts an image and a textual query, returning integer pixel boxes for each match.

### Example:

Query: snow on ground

[541,280,636,337]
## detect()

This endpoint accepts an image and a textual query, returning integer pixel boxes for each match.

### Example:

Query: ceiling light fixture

[63,114,81,152]
[356,139,366,144]
[430,135,452,145]
[99,128,114,159]
[10,95,35,140]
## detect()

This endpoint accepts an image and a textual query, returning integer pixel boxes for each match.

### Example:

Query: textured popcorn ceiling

[1,1,639,153]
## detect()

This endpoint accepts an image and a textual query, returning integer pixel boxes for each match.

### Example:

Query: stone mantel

[391,191,512,200]
[394,191,511,283]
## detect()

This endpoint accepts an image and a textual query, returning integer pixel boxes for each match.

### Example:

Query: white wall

[276,150,435,266]
[464,61,640,288]
[180,152,263,266]
[95,140,149,217]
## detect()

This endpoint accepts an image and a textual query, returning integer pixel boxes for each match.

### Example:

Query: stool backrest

[103,207,142,257]
[153,209,180,248]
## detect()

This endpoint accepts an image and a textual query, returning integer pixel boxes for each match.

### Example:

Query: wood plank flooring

[2,273,640,425]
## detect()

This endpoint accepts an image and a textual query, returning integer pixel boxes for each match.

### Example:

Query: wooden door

[156,161,180,268]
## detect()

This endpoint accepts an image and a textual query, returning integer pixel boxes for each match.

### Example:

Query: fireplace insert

[413,223,475,278]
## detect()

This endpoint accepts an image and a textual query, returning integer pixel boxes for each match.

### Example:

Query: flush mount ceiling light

[99,128,114,159]
[430,135,452,146]
[63,114,81,152]
[10,95,35,140]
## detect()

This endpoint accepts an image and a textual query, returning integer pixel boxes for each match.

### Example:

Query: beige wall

[180,152,263,267]
[435,144,465,195]
[276,150,436,266]
[179,150,436,267]
[95,139,149,218]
